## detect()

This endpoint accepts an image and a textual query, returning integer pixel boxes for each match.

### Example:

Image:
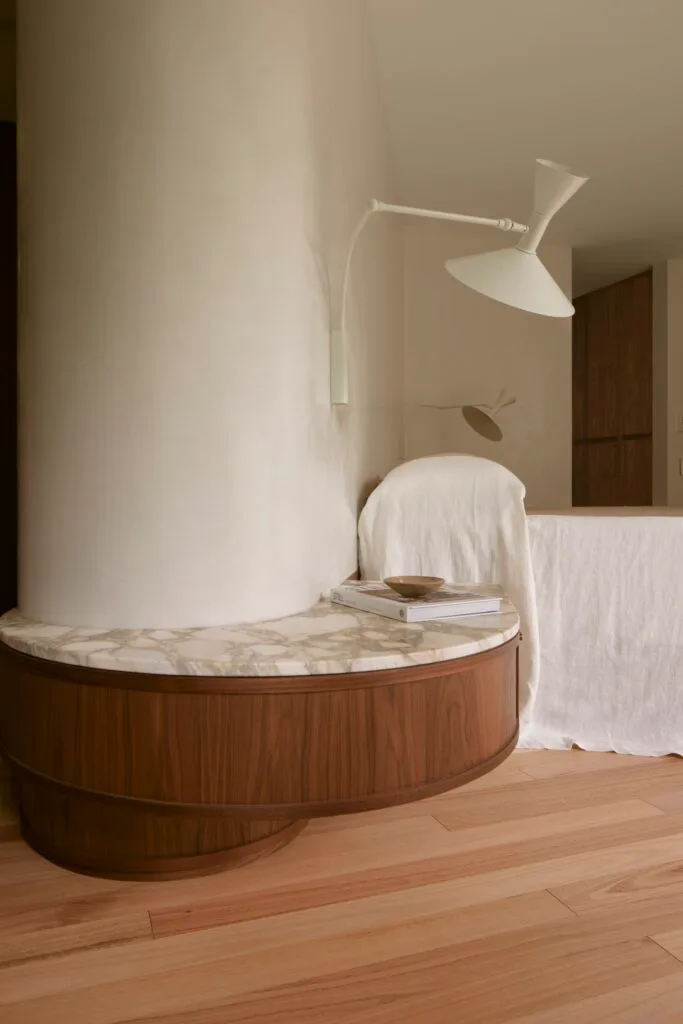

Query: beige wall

[402,220,572,509]
[17,0,402,628]
[653,260,683,506]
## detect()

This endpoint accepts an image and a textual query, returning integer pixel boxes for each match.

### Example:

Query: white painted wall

[653,260,683,506]
[402,221,572,510]
[18,0,402,628]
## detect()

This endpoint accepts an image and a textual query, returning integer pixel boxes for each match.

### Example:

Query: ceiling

[368,0,683,294]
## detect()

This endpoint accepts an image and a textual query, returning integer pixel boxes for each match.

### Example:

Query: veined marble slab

[0,585,518,677]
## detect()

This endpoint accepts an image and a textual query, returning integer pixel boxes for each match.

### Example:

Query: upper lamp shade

[445,159,589,318]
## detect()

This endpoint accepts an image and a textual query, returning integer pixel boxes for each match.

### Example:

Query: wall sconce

[421,390,517,442]
[332,158,588,405]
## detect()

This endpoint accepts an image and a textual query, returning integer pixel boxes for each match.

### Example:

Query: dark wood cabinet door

[619,272,652,438]
[572,270,652,507]
[621,437,653,506]
[581,288,620,441]
[572,444,588,506]
[584,441,622,506]
[572,293,588,443]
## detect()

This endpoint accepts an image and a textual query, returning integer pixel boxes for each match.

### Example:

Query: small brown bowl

[384,576,445,599]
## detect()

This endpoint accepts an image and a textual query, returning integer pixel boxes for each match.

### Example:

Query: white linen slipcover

[359,456,683,755]
[526,510,683,755]
[359,455,540,729]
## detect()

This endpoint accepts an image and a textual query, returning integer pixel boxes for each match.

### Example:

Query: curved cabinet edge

[2,727,519,820]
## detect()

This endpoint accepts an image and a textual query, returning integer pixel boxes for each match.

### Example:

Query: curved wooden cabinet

[0,636,519,880]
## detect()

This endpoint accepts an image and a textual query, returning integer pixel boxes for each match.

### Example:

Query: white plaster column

[17,0,331,628]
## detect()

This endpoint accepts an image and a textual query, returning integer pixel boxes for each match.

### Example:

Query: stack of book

[330,581,503,623]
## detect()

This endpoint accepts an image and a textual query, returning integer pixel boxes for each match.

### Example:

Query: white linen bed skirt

[360,457,683,758]
[524,508,683,756]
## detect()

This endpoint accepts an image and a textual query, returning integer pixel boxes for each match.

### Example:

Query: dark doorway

[572,270,653,506]
[0,120,16,613]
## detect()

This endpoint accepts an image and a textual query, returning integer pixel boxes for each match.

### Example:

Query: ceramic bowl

[383,575,445,599]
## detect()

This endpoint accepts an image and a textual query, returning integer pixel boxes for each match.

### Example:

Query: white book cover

[330,581,503,623]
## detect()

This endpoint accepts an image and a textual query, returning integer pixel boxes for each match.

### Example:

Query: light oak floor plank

[3,750,683,1023]
[504,973,683,1024]
[151,799,659,938]
[511,748,666,780]
[0,892,573,1021]
[551,857,683,925]
[641,786,683,814]
[0,896,153,967]
[109,925,683,1024]
[649,927,683,964]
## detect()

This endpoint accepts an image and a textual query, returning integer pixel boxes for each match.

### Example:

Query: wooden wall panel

[0,638,519,880]
[619,271,653,437]
[584,442,622,506]
[572,270,653,506]
[572,444,588,506]
[572,293,588,443]
[621,437,653,507]
[583,286,620,441]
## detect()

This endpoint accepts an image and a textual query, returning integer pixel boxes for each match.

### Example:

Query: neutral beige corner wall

[18,0,402,628]
[402,220,572,509]
[653,260,683,506]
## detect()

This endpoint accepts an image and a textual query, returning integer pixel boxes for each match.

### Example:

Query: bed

[359,456,683,757]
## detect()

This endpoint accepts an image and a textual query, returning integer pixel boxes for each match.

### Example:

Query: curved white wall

[18,0,402,628]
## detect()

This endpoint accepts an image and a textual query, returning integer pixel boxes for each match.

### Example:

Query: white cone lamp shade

[445,159,589,318]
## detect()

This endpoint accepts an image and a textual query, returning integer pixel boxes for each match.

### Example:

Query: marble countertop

[0,585,518,677]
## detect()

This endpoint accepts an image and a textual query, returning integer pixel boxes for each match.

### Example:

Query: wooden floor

[3,749,683,1022]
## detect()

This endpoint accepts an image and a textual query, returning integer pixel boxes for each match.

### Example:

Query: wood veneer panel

[619,270,653,438]
[572,291,588,442]
[0,638,519,879]
[584,440,622,506]
[622,435,653,505]
[583,283,620,441]
[0,642,518,812]
[572,270,653,506]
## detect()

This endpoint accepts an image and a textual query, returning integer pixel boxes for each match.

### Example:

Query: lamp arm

[332,201,528,406]
[372,200,528,235]
[340,205,377,337]
[341,202,527,330]
[331,205,377,405]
